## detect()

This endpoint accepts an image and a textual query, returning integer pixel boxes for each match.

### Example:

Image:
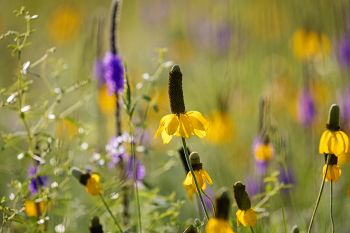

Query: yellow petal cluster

[183,169,212,199]
[98,84,116,115]
[254,143,273,162]
[24,200,46,217]
[292,28,330,60]
[86,174,101,196]
[155,111,209,144]
[323,165,341,182]
[319,130,349,156]
[236,208,257,227]
[206,111,234,144]
[56,118,79,140]
[205,218,235,233]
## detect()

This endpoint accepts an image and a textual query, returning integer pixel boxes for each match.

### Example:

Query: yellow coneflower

[183,152,213,199]
[155,65,209,144]
[233,182,257,228]
[48,6,81,43]
[205,190,235,233]
[292,28,331,60]
[319,105,349,157]
[98,84,116,115]
[71,168,101,196]
[206,111,234,144]
[24,199,46,217]
[254,135,274,162]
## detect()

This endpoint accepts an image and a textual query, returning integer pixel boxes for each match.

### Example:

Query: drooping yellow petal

[166,115,179,135]
[155,114,174,137]
[236,208,257,227]
[161,130,173,144]
[323,165,341,182]
[205,218,235,233]
[178,114,193,138]
[201,169,213,185]
[319,130,331,154]
[86,174,101,196]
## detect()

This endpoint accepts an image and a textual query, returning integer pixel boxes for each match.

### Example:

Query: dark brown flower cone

[183,225,198,233]
[89,217,104,233]
[233,181,251,210]
[169,65,186,114]
[215,189,231,220]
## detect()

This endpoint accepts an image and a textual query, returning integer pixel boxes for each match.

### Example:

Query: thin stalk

[131,135,142,233]
[99,193,123,233]
[250,226,255,233]
[201,189,216,214]
[307,155,330,233]
[181,137,209,221]
[330,181,334,233]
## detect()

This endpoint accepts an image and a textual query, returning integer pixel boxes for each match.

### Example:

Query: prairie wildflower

[319,105,349,157]
[155,65,209,144]
[322,155,341,182]
[233,182,257,228]
[24,199,46,217]
[205,190,235,233]
[103,52,124,94]
[207,110,234,144]
[71,168,101,196]
[338,32,350,68]
[292,28,331,60]
[183,152,213,199]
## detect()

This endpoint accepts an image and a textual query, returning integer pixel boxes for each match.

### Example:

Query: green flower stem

[250,226,255,233]
[330,181,334,233]
[307,155,330,233]
[181,137,209,221]
[131,135,142,233]
[99,193,123,233]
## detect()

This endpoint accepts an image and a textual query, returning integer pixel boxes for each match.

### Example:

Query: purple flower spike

[28,165,38,177]
[245,177,263,196]
[279,166,295,186]
[297,88,315,127]
[255,160,269,175]
[126,156,146,182]
[103,52,124,94]
[339,34,350,68]
[28,176,48,195]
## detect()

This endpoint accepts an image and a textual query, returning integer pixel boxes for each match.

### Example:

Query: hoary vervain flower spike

[308,104,349,233]
[233,182,257,232]
[205,189,235,233]
[156,64,210,220]
[71,167,123,233]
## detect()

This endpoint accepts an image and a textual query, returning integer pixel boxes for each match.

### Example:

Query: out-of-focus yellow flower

[254,140,273,162]
[205,218,235,233]
[338,151,350,166]
[323,164,341,182]
[86,174,101,196]
[206,111,234,144]
[98,84,116,115]
[183,169,212,199]
[48,6,81,43]
[24,200,46,217]
[319,130,349,156]
[236,209,257,227]
[155,111,209,144]
[292,28,331,60]
[56,118,79,140]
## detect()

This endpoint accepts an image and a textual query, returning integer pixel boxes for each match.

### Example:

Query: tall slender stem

[131,135,142,233]
[181,137,209,221]
[330,181,334,233]
[99,193,123,233]
[250,226,255,233]
[307,155,330,233]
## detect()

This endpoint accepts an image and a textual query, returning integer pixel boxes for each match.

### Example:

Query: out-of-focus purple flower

[255,160,269,175]
[140,0,170,27]
[28,165,38,177]
[203,185,215,215]
[216,22,233,55]
[297,88,315,127]
[103,52,124,94]
[28,176,48,195]
[279,166,295,186]
[126,156,145,182]
[245,177,263,196]
[94,59,105,85]
[339,88,350,128]
[338,34,350,67]
[106,134,130,168]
